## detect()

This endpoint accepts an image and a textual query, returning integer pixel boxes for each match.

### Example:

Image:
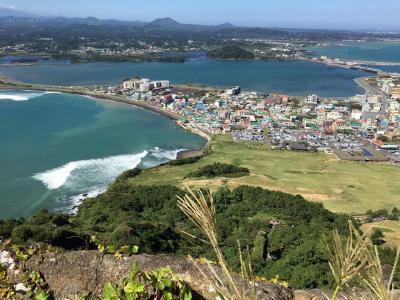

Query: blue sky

[1,0,400,31]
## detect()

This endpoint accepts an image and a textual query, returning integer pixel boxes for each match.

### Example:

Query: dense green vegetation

[168,156,202,166]
[188,163,249,178]
[207,46,255,60]
[158,56,186,63]
[1,182,354,289]
[1,181,400,289]
[9,58,40,64]
[49,53,187,64]
[366,207,400,221]
[0,210,88,250]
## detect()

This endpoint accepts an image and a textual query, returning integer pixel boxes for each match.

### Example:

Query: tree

[371,229,385,246]
[251,231,267,262]
[389,207,400,220]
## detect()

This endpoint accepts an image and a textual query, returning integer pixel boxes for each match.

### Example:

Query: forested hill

[1,176,352,289]
[207,46,255,60]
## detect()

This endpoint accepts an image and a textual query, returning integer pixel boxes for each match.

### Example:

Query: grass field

[131,135,400,214]
[361,221,400,248]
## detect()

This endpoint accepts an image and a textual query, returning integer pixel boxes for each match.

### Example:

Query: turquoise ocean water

[0,90,205,218]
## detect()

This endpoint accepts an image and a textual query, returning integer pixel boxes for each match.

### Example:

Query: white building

[306,94,319,104]
[122,80,134,90]
[351,110,362,120]
[122,78,170,92]
[225,86,241,96]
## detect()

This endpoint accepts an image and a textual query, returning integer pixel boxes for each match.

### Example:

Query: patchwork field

[131,135,400,214]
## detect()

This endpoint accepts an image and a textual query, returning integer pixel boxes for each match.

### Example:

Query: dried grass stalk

[363,246,400,300]
[325,220,372,299]
[177,188,258,300]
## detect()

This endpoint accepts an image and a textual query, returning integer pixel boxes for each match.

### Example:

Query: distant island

[207,46,255,60]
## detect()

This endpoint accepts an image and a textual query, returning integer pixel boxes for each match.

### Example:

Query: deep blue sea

[0,90,205,218]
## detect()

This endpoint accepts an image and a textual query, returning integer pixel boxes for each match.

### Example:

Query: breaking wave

[149,147,184,160]
[33,151,148,190]
[32,148,186,213]
[0,91,59,101]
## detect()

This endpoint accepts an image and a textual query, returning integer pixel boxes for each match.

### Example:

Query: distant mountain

[0,7,35,18]
[145,17,237,31]
[217,22,236,29]
[106,18,147,26]
[35,16,148,27]
[0,12,235,31]
[147,17,180,28]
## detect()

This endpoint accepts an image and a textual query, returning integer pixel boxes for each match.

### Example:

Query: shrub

[168,156,201,166]
[0,219,23,239]
[371,229,385,245]
[189,163,249,178]
[11,225,33,243]
[117,168,142,180]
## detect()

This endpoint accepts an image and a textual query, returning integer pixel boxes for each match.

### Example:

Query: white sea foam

[67,188,107,214]
[0,91,57,101]
[149,148,184,160]
[33,151,148,190]
[34,148,187,214]
[0,94,31,101]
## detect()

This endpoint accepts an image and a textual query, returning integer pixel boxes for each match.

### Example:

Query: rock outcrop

[293,289,400,300]
[0,250,394,300]
[26,251,293,300]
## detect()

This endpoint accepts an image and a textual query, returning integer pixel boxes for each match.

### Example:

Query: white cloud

[0,4,16,10]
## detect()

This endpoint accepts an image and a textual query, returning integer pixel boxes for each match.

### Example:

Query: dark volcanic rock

[24,251,400,300]
[293,289,400,300]
[26,251,293,300]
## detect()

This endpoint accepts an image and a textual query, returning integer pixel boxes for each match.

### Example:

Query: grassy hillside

[131,135,400,214]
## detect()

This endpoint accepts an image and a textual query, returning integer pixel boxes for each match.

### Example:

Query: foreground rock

[26,251,293,300]
[293,289,400,300]
[23,250,400,300]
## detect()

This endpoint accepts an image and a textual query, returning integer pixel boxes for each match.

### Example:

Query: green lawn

[131,135,400,214]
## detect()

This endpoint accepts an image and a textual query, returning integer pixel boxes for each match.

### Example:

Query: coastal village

[92,74,400,166]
